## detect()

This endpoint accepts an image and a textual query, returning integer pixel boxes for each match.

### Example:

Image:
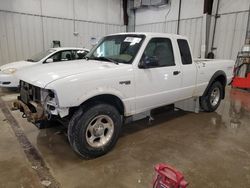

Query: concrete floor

[0,87,250,188]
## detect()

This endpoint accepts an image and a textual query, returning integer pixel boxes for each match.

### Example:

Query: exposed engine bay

[12,81,58,123]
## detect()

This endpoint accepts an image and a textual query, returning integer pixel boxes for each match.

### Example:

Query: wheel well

[69,94,125,116]
[214,75,226,87]
[214,75,227,99]
[203,71,227,99]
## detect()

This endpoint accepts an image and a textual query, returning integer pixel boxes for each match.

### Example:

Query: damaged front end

[12,81,60,123]
[12,100,45,122]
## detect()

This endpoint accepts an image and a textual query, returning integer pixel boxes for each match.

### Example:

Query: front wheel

[200,81,223,112]
[68,103,122,159]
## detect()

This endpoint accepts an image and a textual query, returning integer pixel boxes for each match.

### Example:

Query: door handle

[173,71,181,75]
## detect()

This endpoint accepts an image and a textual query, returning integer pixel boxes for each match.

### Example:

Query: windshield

[27,49,56,62]
[86,34,145,64]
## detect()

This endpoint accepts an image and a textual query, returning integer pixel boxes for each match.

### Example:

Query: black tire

[68,103,122,159]
[200,81,223,112]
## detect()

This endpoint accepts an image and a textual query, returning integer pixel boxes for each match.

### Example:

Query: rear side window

[73,50,88,59]
[177,39,192,65]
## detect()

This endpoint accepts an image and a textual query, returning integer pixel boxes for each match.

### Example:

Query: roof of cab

[107,32,188,40]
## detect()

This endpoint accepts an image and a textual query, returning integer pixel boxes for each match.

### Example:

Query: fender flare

[202,70,227,99]
[77,89,127,115]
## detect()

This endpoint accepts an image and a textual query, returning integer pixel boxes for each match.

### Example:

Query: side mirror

[139,56,159,69]
[45,58,53,63]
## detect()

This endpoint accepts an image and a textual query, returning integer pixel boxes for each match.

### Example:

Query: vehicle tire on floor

[68,103,122,159]
[200,81,223,112]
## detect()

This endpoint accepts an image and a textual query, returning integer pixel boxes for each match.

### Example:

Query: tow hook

[11,100,46,123]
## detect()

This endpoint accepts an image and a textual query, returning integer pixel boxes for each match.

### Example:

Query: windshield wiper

[94,56,119,65]
[26,59,35,62]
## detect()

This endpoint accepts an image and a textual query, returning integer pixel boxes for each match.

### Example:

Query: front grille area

[20,81,41,104]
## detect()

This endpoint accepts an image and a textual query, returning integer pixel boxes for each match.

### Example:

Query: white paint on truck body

[16,32,234,118]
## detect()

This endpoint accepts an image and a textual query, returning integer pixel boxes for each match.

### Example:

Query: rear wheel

[68,103,122,159]
[200,81,223,112]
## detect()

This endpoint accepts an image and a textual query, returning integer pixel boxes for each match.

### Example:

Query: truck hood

[0,60,34,71]
[16,59,123,88]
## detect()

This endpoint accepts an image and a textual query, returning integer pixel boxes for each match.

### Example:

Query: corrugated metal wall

[0,11,44,64]
[135,17,203,58]
[1,0,249,65]
[135,0,250,60]
[75,21,125,49]
[0,0,125,66]
[212,11,249,59]
[179,17,203,58]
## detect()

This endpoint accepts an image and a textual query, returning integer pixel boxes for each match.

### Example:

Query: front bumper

[13,81,70,123]
[12,100,46,123]
[0,73,19,87]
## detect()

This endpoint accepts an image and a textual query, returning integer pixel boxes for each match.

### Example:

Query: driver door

[135,37,182,113]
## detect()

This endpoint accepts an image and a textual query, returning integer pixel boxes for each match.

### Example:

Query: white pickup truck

[13,32,234,158]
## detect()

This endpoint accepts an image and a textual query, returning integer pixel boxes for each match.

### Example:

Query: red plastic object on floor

[153,163,188,188]
[231,73,250,89]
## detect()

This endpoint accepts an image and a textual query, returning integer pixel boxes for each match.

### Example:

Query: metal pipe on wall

[73,0,76,34]
[163,1,172,33]
[125,0,135,32]
[177,0,182,34]
[245,5,250,44]
[210,0,220,52]
[39,0,45,51]
[72,0,79,47]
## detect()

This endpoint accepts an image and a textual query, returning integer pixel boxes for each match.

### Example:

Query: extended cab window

[73,50,88,59]
[141,38,175,68]
[177,39,192,65]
